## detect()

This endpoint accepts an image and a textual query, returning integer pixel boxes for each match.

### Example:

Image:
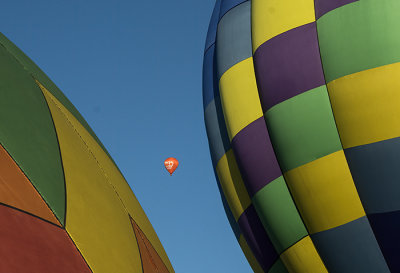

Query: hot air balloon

[0,33,174,273]
[203,0,400,272]
[164,157,179,175]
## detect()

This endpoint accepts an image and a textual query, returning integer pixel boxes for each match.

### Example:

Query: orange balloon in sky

[164,157,179,176]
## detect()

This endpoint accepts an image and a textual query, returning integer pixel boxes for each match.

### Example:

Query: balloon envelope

[0,32,174,273]
[203,0,400,272]
[164,157,179,175]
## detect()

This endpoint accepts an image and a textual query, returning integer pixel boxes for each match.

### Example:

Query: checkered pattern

[203,0,400,272]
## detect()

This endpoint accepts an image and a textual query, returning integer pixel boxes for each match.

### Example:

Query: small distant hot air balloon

[164,157,179,176]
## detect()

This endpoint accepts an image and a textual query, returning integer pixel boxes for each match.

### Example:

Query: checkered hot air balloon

[0,33,174,273]
[203,0,400,272]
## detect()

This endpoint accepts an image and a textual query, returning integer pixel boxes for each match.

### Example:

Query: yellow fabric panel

[280,236,327,273]
[41,88,141,272]
[251,0,315,52]
[284,151,365,234]
[328,62,400,149]
[216,149,251,221]
[238,235,264,273]
[219,57,263,140]
[40,85,174,273]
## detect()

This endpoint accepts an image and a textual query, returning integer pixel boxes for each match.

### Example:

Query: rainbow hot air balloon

[203,0,400,272]
[0,33,174,273]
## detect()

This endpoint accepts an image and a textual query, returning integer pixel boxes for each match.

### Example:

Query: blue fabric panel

[369,211,400,272]
[216,1,252,78]
[311,217,390,273]
[202,45,219,109]
[205,0,222,51]
[219,0,248,20]
[204,98,231,166]
[344,137,400,214]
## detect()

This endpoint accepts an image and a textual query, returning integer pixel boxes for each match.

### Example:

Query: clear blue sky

[1,1,253,272]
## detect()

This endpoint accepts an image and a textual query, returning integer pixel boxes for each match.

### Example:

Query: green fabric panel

[252,177,308,253]
[268,259,289,273]
[265,86,342,172]
[0,43,65,224]
[0,33,113,164]
[317,0,400,83]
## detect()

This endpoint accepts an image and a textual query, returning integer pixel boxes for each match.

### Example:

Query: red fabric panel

[131,218,170,273]
[0,205,91,273]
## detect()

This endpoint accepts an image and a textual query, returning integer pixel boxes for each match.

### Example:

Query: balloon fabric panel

[231,117,281,196]
[253,22,325,112]
[264,86,342,172]
[216,1,252,79]
[204,97,231,165]
[131,218,170,273]
[204,0,221,52]
[202,46,219,109]
[237,205,278,271]
[267,259,289,273]
[238,234,266,273]
[280,236,327,273]
[0,33,112,163]
[251,0,315,52]
[0,205,91,273]
[311,217,389,273]
[327,62,400,149]
[0,40,65,225]
[41,86,144,273]
[219,57,263,141]
[314,0,359,19]
[368,211,400,272]
[345,138,400,215]
[284,150,365,234]
[215,149,251,221]
[0,144,60,225]
[252,177,308,253]
[317,0,400,83]
[219,0,248,20]
[216,175,241,239]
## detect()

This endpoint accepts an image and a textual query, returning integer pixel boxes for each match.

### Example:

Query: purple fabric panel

[314,0,359,19]
[253,22,325,112]
[231,117,282,197]
[238,205,278,272]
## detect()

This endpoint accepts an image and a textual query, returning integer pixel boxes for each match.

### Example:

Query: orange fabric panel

[131,217,170,273]
[0,144,60,225]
